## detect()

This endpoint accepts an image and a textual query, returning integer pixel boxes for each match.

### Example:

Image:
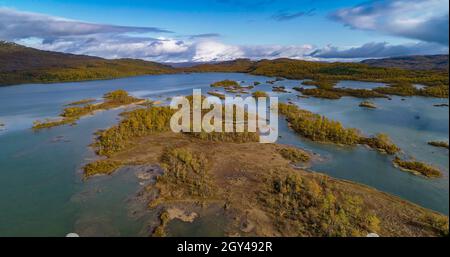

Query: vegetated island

[252,91,268,98]
[272,86,288,93]
[279,103,400,155]
[32,90,144,130]
[210,80,253,94]
[359,101,377,109]
[77,90,447,237]
[65,98,97,106]
[279,103,443,177]
[428,141,449,149]
[393,157,442,178]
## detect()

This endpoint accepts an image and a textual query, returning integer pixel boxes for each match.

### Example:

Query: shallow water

[0,73,448,236]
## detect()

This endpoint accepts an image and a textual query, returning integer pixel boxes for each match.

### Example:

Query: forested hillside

[361,55,449,71]
[0,41,175,86]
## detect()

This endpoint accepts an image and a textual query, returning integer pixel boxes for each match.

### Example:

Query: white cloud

[310,42,448,59]
[0,7,171,41]
[330,0,449,45]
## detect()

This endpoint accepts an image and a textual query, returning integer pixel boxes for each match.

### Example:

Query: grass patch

[259,169,381,236]
[150,147,216,207]
[278,148,310,163]
[83,159,122,177]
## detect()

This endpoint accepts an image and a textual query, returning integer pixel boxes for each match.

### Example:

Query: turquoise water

[0,73,448,236]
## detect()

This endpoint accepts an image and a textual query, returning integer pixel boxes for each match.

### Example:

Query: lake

[0,73,448,236]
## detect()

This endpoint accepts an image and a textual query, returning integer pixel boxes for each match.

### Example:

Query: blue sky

[0,0,448,62]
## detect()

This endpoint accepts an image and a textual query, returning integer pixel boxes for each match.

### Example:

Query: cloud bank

[310,42,448,59]
[0,7,171,41]
[330,0,449,45]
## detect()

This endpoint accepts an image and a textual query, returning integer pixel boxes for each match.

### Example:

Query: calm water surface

[0,73,448,236]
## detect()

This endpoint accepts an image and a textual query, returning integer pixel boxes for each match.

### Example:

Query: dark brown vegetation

[428,141,449,149]
[272,86,288,93]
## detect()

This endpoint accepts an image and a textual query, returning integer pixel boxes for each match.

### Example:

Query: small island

[252,91,268,98]
[65,98,96,106]
[272,86,288,93]
[210,80,240,89]
[359,101,377,109]
[279,103,400,155]
[33,90,144,130]
[428,141,449,149]
[207,91,226,99]
[434,103,449,107]
[393,157,442,178]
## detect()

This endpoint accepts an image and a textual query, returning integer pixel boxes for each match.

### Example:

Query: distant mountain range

[361,55,448,71]
[1,41,448,86]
